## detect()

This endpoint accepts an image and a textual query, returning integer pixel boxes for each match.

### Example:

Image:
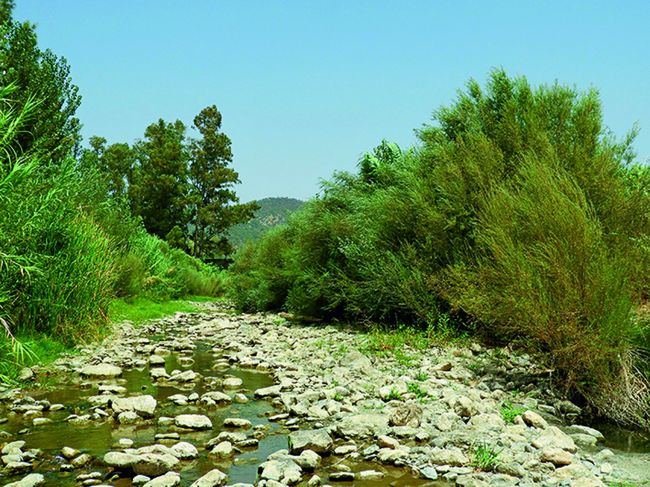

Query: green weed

[500,401,526,424]
[471,442,501,471]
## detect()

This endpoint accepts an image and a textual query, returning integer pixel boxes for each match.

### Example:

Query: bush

[229,70,650,427]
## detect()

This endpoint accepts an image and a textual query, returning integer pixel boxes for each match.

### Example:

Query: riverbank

[1,303,648,486]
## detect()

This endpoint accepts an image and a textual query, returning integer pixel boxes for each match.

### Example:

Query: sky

[15,0,650,202]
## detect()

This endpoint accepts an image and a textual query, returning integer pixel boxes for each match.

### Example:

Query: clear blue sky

[15,1,650,201]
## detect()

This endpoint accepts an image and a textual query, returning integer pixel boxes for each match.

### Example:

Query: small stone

[358,470,385,480]
[377,435,399,449]
[170,442,198,459]
[4,473,44,487]
[143,472,181,487]
[61,447,80,460]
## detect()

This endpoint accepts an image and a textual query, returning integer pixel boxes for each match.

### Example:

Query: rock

[170,442,198,459]
[566,425,604,441]
[532,426,578,453]
[222,377,243,389]
[174,414,212,430]
[112,395,157,418]
[358,470,385,480]
[522,410,548,429]
[329,472,355,481]
[453,396,477,418]
[288,428,333,454]
[254,385,282,398]
[223,417,252,429]
[389,403,422,427]
[2,441,25,454]
[339,350,372,370]
[377,435,400,449]
[104,451,138,469]
[149,355,166,366]
[134,475,151,486]
[430,447,470,466]
[571,433,598,447]
[79,364,122,378]
[258,457,302,484]
[419,466,438,480]
[118,411,140,424]
[18,368,34,381]
[5,462,33,473]
[541,448,573,466]
[295,450,321,470]
[71,453,92,467]
[143,472,181,487]
[200,391,232,405]
[31,418,51,426]
[210,441,233,458]
[377,446,410,464]
[333,444,357,455]
[336,414,388,438]
[170,370,197,382]
[61,447,80,459]
[4,473,45,487]
[133,453,180,476]
[189,468,228,486]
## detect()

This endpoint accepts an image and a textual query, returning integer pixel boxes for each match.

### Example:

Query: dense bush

[229,70,650,426]
[0,84,223,357]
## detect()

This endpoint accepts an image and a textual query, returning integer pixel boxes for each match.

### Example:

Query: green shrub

[229,70,650,427]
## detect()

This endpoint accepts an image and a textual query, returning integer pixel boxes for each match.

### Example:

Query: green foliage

[229,70,650,427]
[500,401,526,424]
[471,442,501,471]
[228,197,304,247]
[386,387,402,401]
[414,371,429,382]
[407,381,427,399]
[0,2,81,160]
[108,296,211,325]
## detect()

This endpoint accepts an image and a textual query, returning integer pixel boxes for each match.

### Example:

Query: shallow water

[0,338,436,486]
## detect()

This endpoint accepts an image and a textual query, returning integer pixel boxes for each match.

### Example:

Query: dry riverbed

[1,303,649,486]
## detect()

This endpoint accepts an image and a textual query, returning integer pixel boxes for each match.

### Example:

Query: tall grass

[229,70,650,427]
[0,82,224,381]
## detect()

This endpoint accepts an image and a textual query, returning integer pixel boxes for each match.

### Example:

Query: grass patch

[500,401,526,424]
[407,381,427,399]
[109,296,216,325]
[471,442,501,471]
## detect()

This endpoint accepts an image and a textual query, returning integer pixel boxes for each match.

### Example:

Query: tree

[0,1,81,161]
[189,105,257,260]
[129,119,189,240]
[80,136,135,199]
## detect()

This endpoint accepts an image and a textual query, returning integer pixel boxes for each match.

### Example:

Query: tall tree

[80,136,135,199]
[129,119,189,240]
[189,105,256,260]
[0,1,81,160]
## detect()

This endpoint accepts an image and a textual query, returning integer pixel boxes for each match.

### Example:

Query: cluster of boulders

[1,304,648,486]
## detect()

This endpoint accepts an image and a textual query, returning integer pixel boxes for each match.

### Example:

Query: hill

[229,197,304,247]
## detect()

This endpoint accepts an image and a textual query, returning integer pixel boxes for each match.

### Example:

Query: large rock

[112,395,157,418]
[430,447,470,466]
[339,350,372,370]
[335,414,389,438]
[170,442,198,459]
[522,410,548,429]
[79,364,123,377]
[254,385,282,398]
[388,403,422,427]
[104,451,179,476]
[4,474,45,487]
[174,414,212,430]
[143,472,181,487]
[258,457,302,484]
[189,468,228,486]
[288,429,333,454]
[133,453,180,476]
[541,447,573,466]
[532,426,578,453]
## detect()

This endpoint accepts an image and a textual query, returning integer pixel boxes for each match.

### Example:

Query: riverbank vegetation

[230,71,650,428]
[0,2,241,381]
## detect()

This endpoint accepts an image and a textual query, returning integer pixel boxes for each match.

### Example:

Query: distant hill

[229,197,304,247]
